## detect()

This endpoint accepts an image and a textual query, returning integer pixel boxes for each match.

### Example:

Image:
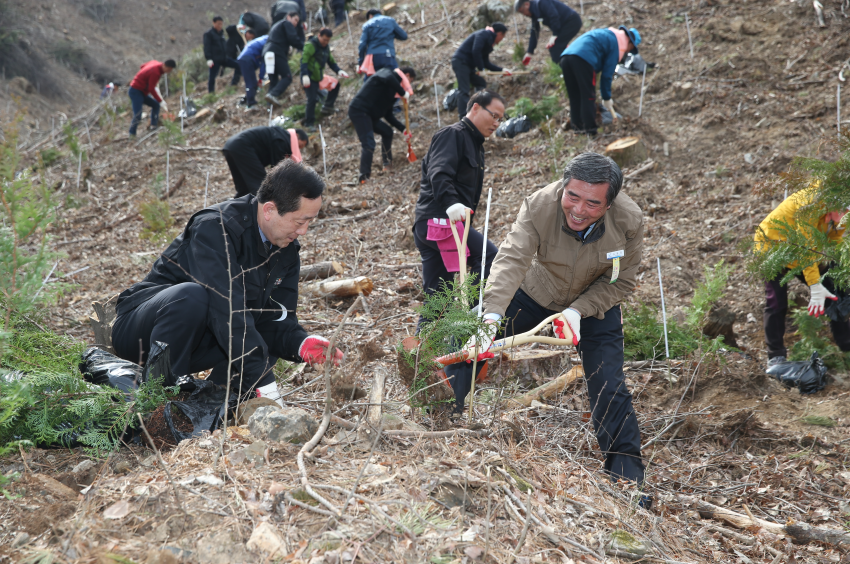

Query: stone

[27,474,79,500]
[246,522,284,555]
[72,459,95,474]
[469,0,510,30]
[145,549,179,564]
[236,397,281,425]
[248,406,317,444]
[380,413,404,431]
[11,532,31,549]
[193,107,212,120]
[196,531,254,564]
[606,529,651,556]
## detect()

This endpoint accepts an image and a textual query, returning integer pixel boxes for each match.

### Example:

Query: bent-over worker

[112,160,342,404]
[755,188,850,367]
[455,152,646,485]
[263,11,304,106]
[514,0,582,66]
[451,23,512,120]
[301,28,349,128]
[127,59,175,137]
[348,66,415,184]
[222,125,309,197]
[237,31,267,110]
[357,9,408,76]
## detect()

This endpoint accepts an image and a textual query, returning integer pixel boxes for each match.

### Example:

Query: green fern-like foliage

[788,307,850,370]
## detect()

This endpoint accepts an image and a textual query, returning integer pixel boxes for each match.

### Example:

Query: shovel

[435,312,575,366]
[448,209,471,285]
[402,98,417,162]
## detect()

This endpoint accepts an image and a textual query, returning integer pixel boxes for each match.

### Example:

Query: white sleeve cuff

[483,313,503,322]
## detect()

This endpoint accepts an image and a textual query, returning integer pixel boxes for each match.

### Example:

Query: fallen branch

[160,173,186,200]
[168,145,220,152]
[625,160,656,180]
[507,365,583,408]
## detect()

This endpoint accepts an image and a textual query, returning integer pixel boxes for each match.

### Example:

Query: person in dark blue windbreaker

[560,26,640,135]
[238,33,268,110]
[451,23,512,120]
[514,0,582,66]
[358,9,408,74]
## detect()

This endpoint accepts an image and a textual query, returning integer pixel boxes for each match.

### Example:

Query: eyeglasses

[481,106,504,123]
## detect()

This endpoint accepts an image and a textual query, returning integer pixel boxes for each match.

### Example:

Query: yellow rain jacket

[754,189,845,286]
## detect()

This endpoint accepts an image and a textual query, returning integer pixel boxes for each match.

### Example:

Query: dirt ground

[1,0,850,562]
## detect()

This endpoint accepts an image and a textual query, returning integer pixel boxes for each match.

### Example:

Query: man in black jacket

[225,24,245,86]
[204,17,241,93]
[414,90,506,413]
[264,11,304,106]
[112,160,342,401]
[515,0,582,66]
[348,66,415,183]
[222,126,309,197]
[451,23,511,120]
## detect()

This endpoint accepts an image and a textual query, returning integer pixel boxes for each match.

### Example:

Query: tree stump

[604,137,647,169]
[89,294,120,353]
[499,348,572,385]
[702,305,738,348]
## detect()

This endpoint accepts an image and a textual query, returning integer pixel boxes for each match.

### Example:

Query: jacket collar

[461,117,485,146]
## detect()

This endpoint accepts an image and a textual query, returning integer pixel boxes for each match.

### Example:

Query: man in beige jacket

[447,152,646,484]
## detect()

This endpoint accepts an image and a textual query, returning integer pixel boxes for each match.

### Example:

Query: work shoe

[265,93,282,106]
[303,124,317,133]
[358,174,369,185]
[244,103,258,112]
[766,356,786,371]
[320,106,335,116]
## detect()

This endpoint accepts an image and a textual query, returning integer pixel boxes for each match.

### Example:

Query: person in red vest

[128,59,176,137]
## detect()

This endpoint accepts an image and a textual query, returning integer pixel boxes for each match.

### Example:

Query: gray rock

[71,459,94,474]
[469,0,510,29]
[248,406,317,444]
[11,532,30,549]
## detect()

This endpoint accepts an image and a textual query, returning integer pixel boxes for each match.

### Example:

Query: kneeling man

[112,160,341,403]
[452,152,646,483]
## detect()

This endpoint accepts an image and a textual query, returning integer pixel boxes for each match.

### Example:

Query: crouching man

[454,152,646,484]
[112,160,342,403]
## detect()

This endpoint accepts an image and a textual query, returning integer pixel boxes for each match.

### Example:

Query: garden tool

[403,98,417,162]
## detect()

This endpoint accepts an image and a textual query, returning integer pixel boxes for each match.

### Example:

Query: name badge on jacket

[607,250,624,283]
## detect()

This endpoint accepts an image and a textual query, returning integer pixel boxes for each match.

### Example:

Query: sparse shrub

[63,122,86,162]
[545,59,565,94]
[512,42,524,64]
[506,95,561,124]
[157,118,185,148]
[139,197,175,243]
[39,147,61,168]
[788,308,850,370]
[284,104,306,122]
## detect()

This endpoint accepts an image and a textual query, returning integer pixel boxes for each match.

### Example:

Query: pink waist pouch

[426,218,469,273]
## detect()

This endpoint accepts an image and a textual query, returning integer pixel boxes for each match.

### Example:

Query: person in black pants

[559,54,596,134]
[451,23,511,120]
[112,161,342,403]
[514,0,582,66]
[348,66,415,183]
[222,126,309,197]
[263,11,304,106]
[330,0,347,26]
[225,24,245,86]
[413,89,506,349]
[204,17,240,93]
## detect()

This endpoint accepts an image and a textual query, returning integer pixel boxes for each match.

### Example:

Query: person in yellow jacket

[754,188,850,366]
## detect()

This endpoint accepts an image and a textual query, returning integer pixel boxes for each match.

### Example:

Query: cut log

[299,260,343,282]
[89,294,120,353]
[397,336,454,404]
[672,81,694,100]
[366,369,386,427]
[301,276,373,298]
[702,305,738,348]
[500,348,572,385]
[381,2,397,15]
[507,365,584,408]
[604,137,647,168]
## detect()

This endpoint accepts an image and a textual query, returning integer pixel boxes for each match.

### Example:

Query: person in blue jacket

[451,23,512,120]
[560,26,640,135]
[515,0,582,66]
[237,32,268,110]
[358,9,408,74]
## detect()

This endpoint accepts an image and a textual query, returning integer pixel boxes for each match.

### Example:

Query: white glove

[602,98,616,121]
[546,36,557,49]
[207,59,214,68]
[462,318,500,361]
[554,308,581,345]
[302,75,311,88]
[403,91,410,100]
[338,70,350,78]
[264,52,275,76]
[160,100,168,112]
[808,283,837,317]
[446,202,472,223]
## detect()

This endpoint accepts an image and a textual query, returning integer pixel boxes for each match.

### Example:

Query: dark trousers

[112,282,277,390]
[413,219,498,324]
[268,66,293,97]
[239,59,259,105]
[209,58,240,92]
[545,15,583,63]
[349,107,394,179]
[128,87,160,135]
[560,54,597,134]
[446,289,645,483]
[304,80,340,126]
[222,149,266,197]
[451,58,487,119]
[333,6,346,26]
[764,268,850,359]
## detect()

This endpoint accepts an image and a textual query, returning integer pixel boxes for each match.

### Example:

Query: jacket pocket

[456,153,479,191]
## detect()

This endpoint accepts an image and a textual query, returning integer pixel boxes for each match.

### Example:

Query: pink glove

[522,54,532,66]
[299,335,344,366]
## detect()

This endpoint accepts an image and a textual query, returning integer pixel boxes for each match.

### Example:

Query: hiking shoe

[244,103,259,112]
[767,356,786,366]
[265,93,282,106]
[303,124,317,133]
[320,106,335,116]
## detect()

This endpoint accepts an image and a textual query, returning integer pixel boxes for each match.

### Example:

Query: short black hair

[399,66,416,79]
[164,59,177,68]
[258,159,325,215]
[491,22,508,34]
[467,90,506,113]
[245,28,256,37]
[366,9,381,18]
[318,27,333,38]
[514,0,530,11]
[562,152,623,205]
[294,129,309,143]
[287,11,300,19]
[212,16,223,23]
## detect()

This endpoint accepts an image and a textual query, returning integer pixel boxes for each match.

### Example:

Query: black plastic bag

[495,116,532,138]
[79,347,143,392]
[766,352,829,394]
[164,379,229,443]
[443,89,460,111]
[825,292,850,322]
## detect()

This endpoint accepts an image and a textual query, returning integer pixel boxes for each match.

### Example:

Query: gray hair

[562,152,623,205]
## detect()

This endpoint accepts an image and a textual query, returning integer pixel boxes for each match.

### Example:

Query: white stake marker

[318,124,327,177]
[434,83,441,128]
[657,257,670,359]
[686,13,694,59]
[639,65,647,117]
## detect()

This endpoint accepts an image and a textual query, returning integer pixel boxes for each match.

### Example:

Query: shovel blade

[407,142,417,162]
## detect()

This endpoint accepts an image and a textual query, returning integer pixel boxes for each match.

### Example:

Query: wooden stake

[686,13,694,59]
[366,368,386,426]
[638,65,647,117]
[76,151,82,192]
[165,149,170,200]
[345,10,352,46]
[469,188,492,420]
[838,83,842,139]
[657,257,670,359]
[84,120,93,149]
[318,124,327,176]
[434,82,441,128]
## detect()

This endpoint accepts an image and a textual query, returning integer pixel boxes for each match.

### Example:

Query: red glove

[546,36,557,49]
[403,130,413,141]
[258,79,263,88]
[502,69,513,76]
[554,309,581,346]
[522,54,532,66]
[299,336,344,366]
